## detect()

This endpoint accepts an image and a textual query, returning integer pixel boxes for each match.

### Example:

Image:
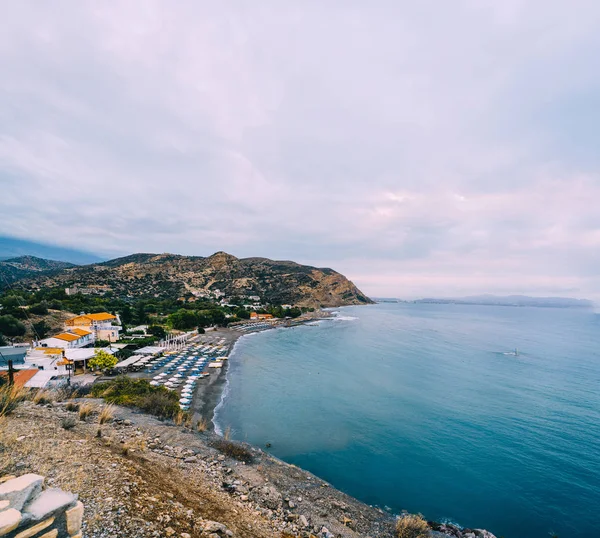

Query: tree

[88,349,118,371]
[0,333,7,346]
[168,309,199,330]
[120,304,134,325]
[135,302,148,324]
[32,321,50,339]
[234,307,250,320]
[0,315,26,338]
[148,325,166,339]
[29,302,49,315]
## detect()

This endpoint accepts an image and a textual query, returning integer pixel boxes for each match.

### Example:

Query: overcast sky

[1,1,600,299]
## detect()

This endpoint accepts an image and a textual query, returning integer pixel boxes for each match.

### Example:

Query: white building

[64,312,121,342]
[38,329,94,349]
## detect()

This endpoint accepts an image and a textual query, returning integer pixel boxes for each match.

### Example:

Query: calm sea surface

[214,303,600,538]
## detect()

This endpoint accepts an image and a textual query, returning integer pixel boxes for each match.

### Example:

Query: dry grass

[33,389,53,405]
[98,404,115,425]
[396,514,430,538]
[210,438,254,463]
[65,401,80,412]
[78,402,96,421]
[0,385,28,417]
[196,417,209,432]
[174,410,187,426]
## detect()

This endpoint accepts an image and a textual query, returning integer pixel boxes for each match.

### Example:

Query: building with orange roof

[0,368,39,387]
[64,312,121,342]
[38,330,95,349]
[250,312,275,320]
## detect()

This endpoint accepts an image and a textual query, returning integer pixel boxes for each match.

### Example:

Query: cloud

[1,1,600,298]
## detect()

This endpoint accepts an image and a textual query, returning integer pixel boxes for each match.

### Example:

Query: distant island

[376,294,594,309]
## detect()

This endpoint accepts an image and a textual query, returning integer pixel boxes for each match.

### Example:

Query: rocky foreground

[0,398,496,538]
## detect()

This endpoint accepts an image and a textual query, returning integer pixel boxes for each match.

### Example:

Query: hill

[18,252,373,307]
[414,294,594,308]
[0,235,103,264]
[0,255,76,288]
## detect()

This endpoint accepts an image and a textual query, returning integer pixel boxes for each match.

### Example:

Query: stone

[165,527,176,536]
[299,515,309,528]
[36,530,58,538]
[203,520,228,533]
[0,508,21,535]
[0,474,44,512]
[24,489,76,521]
[320,526,334,538]
[13,517,54,538]
[65,501,84,535]
[474,531,497,538]
[0,501,8,510]
[181,534,191,538]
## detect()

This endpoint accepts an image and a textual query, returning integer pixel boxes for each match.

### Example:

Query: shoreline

[191,311,334,433]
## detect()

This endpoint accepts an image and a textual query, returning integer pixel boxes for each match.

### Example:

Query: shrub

[88,349,118,371]
[65,402,80,412]
[29,302,49,315]
[98,404,115,424]
[395,514,430,538]
[33,390,53,406]
[210,439,254,463]
[196,417,209,432]
[91,376,179,419]
[78,402,95,421]
[61,417,77,430]
[0,385,27,417]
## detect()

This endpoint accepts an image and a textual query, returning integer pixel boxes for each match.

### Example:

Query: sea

[214,302,600,538]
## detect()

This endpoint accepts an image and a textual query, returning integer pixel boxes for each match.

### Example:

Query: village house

[250,312,274,320]
[38,329,94,349]
[64,312,121,342]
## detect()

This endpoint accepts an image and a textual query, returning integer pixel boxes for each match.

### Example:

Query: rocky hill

[18,252,373,307]
[0,255,75,289]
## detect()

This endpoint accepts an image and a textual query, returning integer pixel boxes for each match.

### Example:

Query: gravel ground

[1,397,396,538]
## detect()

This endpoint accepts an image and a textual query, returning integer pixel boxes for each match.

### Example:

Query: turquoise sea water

[214,303,600,538]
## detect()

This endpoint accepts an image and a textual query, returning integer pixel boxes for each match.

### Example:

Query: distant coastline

[375,294,594,309]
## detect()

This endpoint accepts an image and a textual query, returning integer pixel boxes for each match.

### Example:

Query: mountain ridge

[14,251,373,307]
[0,255,76,288]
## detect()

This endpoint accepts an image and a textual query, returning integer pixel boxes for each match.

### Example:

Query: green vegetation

[147,325,166,338]
[0,315,26,338]
[0,282,316,344]
[91,376,180,419]
[88,349,118,371]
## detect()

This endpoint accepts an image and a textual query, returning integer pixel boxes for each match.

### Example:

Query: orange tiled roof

[71,328,92,336]
[53,333,82,342]
[0,369,38,387]
[86,313,116,321]
[66,312,116,324]
[35,347,64,354]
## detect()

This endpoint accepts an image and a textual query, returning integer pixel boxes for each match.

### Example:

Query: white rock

[0,474,44,511]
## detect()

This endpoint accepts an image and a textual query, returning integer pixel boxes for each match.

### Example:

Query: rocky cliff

[21,252,373,308]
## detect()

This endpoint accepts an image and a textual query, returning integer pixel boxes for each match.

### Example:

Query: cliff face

[22,252,373,307]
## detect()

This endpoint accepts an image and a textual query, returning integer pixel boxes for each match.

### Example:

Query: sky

[1,1,600,300]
